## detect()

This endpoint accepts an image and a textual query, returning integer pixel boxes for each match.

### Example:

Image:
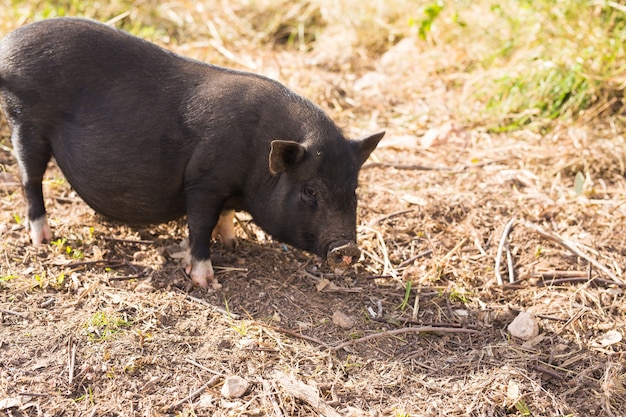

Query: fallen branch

[522,220,623,285]
[330,326,480,352]
[495,217,516,285]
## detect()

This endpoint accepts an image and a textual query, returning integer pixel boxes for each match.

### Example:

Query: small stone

[332,311,354,329]
[594,330,622,347]
[316,278,330,292]
[508,312,539,341]
[135,283,155,293]
[221,375,249,398]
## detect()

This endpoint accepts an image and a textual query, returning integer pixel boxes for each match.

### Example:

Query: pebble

[221,375,249,398]
[508,311,539,341]
[332,310,354,329]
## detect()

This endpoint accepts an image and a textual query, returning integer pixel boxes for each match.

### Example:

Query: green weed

[398,280,412,311]
[51,237,84,259]
[230,320,249,337]
[513,398,532,415]
[83,311,132,341]
[73,385,94,405]
[448,287,469,304]
[0,274,17,282]
[411,1,444,40]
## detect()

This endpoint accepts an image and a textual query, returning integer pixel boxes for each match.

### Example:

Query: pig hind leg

[211,209,236,250]
[11,124,53,245]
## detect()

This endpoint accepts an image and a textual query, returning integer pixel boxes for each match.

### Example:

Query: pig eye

[301,186,318,207]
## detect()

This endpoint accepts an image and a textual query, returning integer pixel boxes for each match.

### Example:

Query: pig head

[256,131,385,270]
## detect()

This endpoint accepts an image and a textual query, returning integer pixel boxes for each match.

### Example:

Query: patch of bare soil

[1,35,626,417]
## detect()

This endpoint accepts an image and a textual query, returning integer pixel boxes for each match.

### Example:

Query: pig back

[0,18,209,223]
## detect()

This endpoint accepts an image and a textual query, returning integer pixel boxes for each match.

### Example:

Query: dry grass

[1,1,626,416]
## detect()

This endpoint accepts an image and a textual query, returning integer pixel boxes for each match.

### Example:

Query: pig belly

[56,157,187,224]
[50,134,188,224]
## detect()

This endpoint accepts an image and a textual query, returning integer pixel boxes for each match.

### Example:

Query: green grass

[474,0,626,131]
[1,0,624,131]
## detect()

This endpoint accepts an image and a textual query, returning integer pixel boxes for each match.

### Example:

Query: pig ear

[269,140,306,175]
[354,131,385,166]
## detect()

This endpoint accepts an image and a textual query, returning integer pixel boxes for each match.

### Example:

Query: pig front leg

[184,191,224,290]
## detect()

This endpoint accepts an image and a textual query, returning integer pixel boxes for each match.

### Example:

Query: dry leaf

[401,194,427,206]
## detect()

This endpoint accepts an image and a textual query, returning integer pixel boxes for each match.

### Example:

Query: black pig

[0,18,384,289]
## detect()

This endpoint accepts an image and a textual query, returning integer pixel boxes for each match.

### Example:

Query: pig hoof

[327,242,361,270]
[222,238,236,251]
[186,258,222,290]
[29,217,52,245]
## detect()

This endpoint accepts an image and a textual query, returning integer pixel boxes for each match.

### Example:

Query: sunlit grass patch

[456,0,626,130]
[484,61,596,132]
[1,0,624,130]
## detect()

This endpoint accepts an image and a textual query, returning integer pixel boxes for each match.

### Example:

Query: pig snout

[327,242,361,270]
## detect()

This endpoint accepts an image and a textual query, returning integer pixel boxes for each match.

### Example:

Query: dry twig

[397,249,433,269]
[495,217,516,285]
[0,307,28,318]
[265,324,331,349]
[369,209,415,226]
[166,374,221,412]
[522,220,623,284]
[180,290,241,319]
[261,379,284,417]
[103,237,154,244]
[361,225,397,280]
[330,326,480,352]
[362,162,456,171]
[185,358,223,375]
[68,338,77,386]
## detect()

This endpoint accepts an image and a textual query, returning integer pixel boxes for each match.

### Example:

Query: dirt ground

[1,18,626,417]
